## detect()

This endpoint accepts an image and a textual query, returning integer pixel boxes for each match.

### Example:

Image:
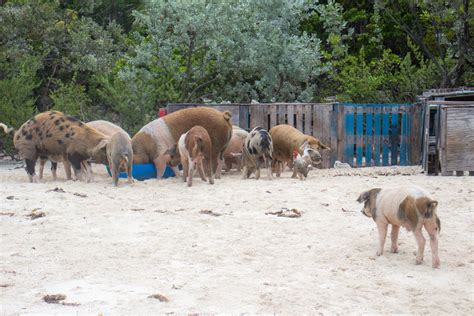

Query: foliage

[50,78,91,121]
[130,0,324,103]
[0,53,41,156]
[332,48,438,103]
[0,0,472,148]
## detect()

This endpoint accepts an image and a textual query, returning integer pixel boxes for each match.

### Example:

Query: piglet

[178,126,214,187]
[357,185,441,268]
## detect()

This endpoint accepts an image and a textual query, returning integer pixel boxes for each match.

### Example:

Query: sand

[1,161,473,314]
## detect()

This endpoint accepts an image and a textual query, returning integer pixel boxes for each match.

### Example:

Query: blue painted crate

[106,163,176,180]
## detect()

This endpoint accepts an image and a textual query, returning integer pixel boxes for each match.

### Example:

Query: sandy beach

[1,161,473,314]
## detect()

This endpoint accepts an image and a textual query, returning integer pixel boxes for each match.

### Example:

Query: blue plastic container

[106,163,176,181]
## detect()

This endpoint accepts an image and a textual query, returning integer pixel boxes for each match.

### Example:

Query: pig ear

[92,137,109,154]
[356,190,370,203]
[399,196,418,231]
[319,142,330,150]
[415,197,437,219]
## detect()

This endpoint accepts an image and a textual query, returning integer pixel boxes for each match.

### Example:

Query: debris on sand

[43,294,80,306]
[73,192,87,198]
[199,209,222,216]
[6,196,15,200]
[130,208,145,212]
[43,294,66,304]
[266,208,302,218]
[342,208,356,213]
[26,209,45,220]
[47,187,65,193]
[148,294,169,302]
[0,212,14,217]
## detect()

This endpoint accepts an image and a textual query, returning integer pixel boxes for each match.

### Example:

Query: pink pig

[357,185,441,268]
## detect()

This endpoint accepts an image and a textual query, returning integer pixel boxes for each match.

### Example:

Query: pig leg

[204,159,214,185]
[67,152,84,181]
[390,225,400,253]
[39,157,47,180]
[264,156,272,180]
[63,159,73,180]
[215,153,223,179]
[276,161,282,177]
[291,168,297,178]
[86,161,94,182]
[242,165,249,179]
[413,228,426,265]
[187,158,195,187]
[197,159,207,181]
[181,157,189,183]
[25,158,38,183]
[51,161,58,181]
[111,161,119,187]
[171,166,182,178]
[425,221,440,268]
[153,156,168,179]
[127,158,134,184]
[376,222,388,256]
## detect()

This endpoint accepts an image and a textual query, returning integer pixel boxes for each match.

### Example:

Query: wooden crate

[439,105,474,175]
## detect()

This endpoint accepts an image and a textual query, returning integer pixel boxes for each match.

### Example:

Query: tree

[382,0,473,87]
[128,0,325,103]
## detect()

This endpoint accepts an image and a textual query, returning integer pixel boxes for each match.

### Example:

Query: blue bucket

[106,163,176,181]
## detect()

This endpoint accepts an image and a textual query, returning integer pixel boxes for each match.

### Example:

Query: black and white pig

[239,126,273,180]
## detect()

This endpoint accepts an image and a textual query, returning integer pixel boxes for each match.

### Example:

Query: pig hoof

[432,259,440,269]
[391,247,398,253]
[376,250,383,256]
[415,258,423,265]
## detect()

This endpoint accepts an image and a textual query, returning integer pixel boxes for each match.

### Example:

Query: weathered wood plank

[287,104,295,127]
[344,106,355,166]
[269,104,277,130]
[356,106,364,167]
[382,106,390,166]
[278,103,287,126]
[365,106,373,167]
[295,105,303,131]
[400,106,408,166]
[445,107,474,171]
[390,105,400,166]
[330,103,338,167]
[373,106,382,166]
[440,107,448,175]
[304,104,312,135]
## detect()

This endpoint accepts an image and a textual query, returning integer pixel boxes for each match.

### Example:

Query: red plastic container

[158,108,167,117]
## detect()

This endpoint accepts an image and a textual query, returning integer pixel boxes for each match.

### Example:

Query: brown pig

[269,124,329,177]
[178,126,214,187]
[357,185,441,268]
[132,107,232,179]
[13,111,109,182]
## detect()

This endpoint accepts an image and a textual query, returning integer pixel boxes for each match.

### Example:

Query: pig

[177,126,214,187]
[269,124,329,177]
[357,185,441,268]
[85,120,133,185]
[13,111,109,182]
[107,132,133,186]
[132,107,232,179]
[241,126,273,180]
[223,126,249,172]
[86,120,130,139]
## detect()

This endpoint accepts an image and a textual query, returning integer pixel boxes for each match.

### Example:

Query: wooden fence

[167,103,424,168]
